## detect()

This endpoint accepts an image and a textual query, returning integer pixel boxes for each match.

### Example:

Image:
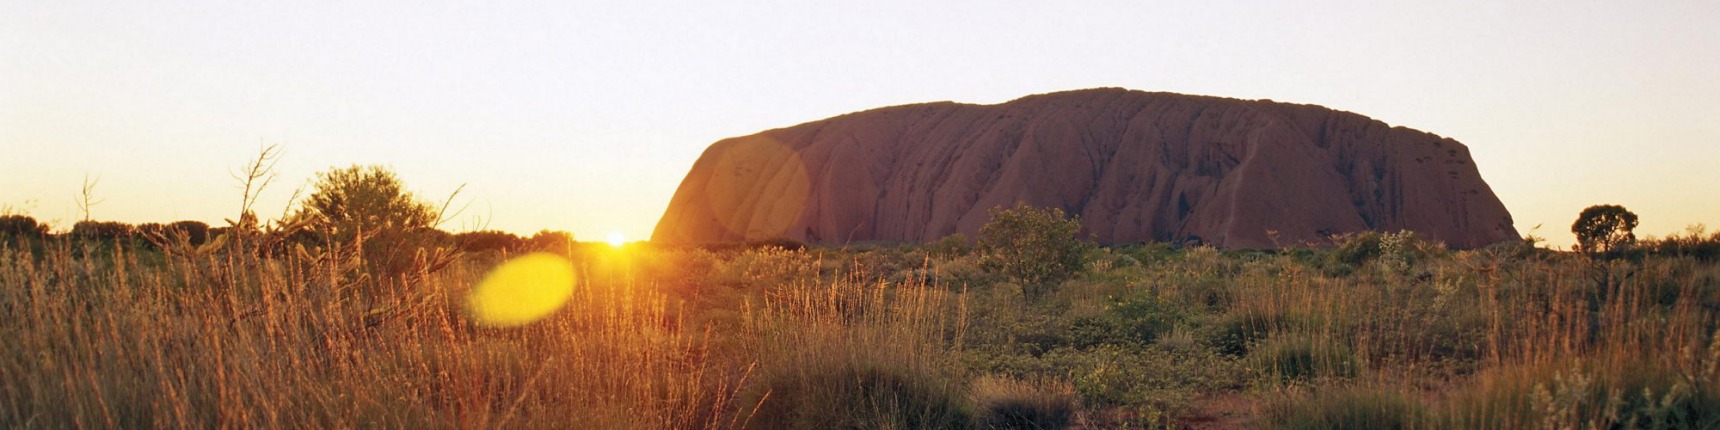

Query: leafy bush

[1068,294,1181,349]
[978,204,1093,301]
[1323,230,1444,277]
[1324,231,1384,274]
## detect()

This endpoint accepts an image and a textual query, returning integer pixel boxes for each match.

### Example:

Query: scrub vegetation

[3,165,1718,429]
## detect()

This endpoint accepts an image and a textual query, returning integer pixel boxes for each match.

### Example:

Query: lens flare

[606,231,626,247]
[466,252,575,327]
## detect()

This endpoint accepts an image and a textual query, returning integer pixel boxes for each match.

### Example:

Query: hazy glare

[3,1,1716,247]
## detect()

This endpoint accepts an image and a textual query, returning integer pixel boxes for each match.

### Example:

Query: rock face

[653,88,1517,249]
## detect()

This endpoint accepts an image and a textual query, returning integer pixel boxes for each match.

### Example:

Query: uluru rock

[653,88,1517,249]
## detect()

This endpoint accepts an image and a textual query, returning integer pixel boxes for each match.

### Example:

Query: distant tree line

[0,213,580,253]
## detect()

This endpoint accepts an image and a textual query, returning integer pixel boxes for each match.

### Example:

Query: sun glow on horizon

[606,231,626,247]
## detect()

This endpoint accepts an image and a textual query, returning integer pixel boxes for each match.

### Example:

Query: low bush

[1068,293,1181,349]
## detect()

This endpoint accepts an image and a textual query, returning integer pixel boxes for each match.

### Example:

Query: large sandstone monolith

[653,88,1517,249]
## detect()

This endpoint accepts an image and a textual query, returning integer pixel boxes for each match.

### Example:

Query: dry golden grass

[3,232,1717,429]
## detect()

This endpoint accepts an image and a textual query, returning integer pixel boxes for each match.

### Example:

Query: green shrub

[1068,294,1181,349]
[1323,230,1445,277]
[1324,231,1384,274]
[1264,386,1424,430]
[978,204,1093,301]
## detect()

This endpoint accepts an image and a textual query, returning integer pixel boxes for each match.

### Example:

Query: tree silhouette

[1572,204,1638,258]
[300,165,437,237]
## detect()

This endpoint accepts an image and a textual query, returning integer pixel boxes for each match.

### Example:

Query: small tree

[300,165,438,236]
[296,165,448,282]
[1572,204,1638,258]
[978,203,1093,301]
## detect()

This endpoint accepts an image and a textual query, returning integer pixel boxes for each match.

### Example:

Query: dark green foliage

[1322,230,1445,277]
[978,204,1093,301]
[1265,387,1423,430]
[70,220,136,241]
[0,215,48,238]
[1572,204,1638,257]
[453,230,523,253]
[742,360,973,430]
[1321,231,1384,276]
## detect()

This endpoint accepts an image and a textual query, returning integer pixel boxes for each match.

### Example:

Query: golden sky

[3,1,1716,247]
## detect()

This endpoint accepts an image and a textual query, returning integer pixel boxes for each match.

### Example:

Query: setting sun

[606,231,626,247]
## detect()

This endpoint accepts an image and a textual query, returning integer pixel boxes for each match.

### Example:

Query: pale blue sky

[3,1,1716,247]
